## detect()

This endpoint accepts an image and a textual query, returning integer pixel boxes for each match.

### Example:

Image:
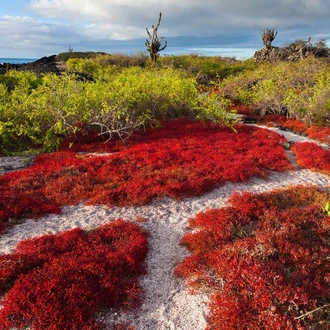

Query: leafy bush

[0,71,48,153]
[95,52,149,68]
[56,51,107,62]
[0,66,235,154]
[306,71,330,123]
[67,54,256,80]
[0,119,292,232]
[158,54,256,79]
[252,78,287,115]
[282,70,330,125]
[176,185,330,329]
[0,220,148,330]
[220,58,330,124]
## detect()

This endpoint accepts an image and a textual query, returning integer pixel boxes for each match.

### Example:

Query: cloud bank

[1,0,330,58]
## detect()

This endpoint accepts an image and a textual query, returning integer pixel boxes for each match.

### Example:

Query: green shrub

[308,71,330,123]
[95,52,149,68]
[158,54,256,80]
[66,53,150,74]
[56,51,106,62]
[252,79,287,115]
[66,57,103,75]
[0,66,235,154]
[221,58,330,123]
[0,71,47,153]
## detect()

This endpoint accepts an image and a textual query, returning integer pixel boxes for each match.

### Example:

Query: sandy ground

[1,126,330,329]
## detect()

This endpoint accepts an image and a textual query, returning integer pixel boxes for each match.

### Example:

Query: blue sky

[1,0,330,59]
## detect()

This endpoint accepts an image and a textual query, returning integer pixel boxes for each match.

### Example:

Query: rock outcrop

[0,55,63,74]
[254,44,330,63]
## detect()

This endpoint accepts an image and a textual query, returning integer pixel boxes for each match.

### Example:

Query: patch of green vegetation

[56,51,107,62]
[220,57,330,124]
[157,54,256,79]
[0,65,235,154]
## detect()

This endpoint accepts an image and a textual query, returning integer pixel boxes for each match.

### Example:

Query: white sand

[1,127,330,329]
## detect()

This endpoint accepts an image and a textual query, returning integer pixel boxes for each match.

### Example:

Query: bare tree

[145,12,167,62]
[262,28,277,49]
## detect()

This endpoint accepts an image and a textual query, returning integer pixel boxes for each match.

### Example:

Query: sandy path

[1,126,330,329]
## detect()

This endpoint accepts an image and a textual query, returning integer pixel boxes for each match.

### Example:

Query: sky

[1,0,330,60]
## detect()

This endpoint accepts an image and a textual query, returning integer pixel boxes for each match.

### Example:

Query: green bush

[0,66,235,154]
[158,54,256,79]
[66,53,150,74]
[307,71,330,123]
[221,58,330,123]
[66,54,256,81]
[95,52,149,68]
[0,71,47,153]
[66,57,104,75]
[56,51,106,62]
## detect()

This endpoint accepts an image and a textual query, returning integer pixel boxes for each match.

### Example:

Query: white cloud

[0,15,86,57]
[27,0,330,40]
[84,23,145,40]
[2,0,330,57]
[28,0,330,20]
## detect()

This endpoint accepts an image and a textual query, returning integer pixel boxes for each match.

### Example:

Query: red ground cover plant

[176,185,330,330]
[258,115,330,145]
[292,142,330,175]
[231,104,255,116]
[258,115,309,133]
[306,125,330,145]
[0,220,148,330]
[59,121,128,153]
[280,118,308,133]
[257,114,286,127]
[0,119,293,232]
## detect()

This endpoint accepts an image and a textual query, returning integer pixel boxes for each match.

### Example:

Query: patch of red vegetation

[259,116,308,133]
[292,142,330,175]
[59,122,128,153]
[258,115,287,127]
[0,220,148,330]
[279,118,308,133]
[306,125,330,144]
[257,114,330,145]
[0,119,292,232]
[176,185,330,330]
[231,104,255,116]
